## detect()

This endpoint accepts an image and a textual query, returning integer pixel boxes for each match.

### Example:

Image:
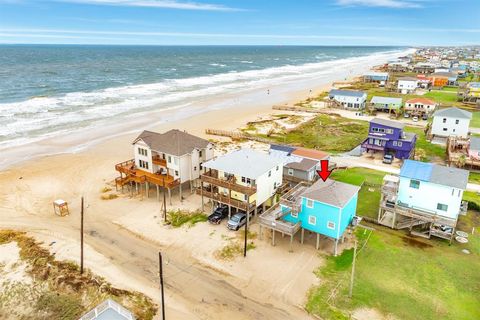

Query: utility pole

[80,196,84,274]
[349,240,357,298]
[243,212,248,257]
[158,252,166,320]
[163,177,167,223]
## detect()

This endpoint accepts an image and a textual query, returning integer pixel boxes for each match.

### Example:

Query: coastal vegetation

[167,209,208,228]
[0,230,156,320]
[306,221,480,320]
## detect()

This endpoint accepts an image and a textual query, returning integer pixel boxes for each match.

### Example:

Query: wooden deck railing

[201,172,257,196]
[152,155,167,167]
[196,188,255,212]
[115,159,179,188]
[381,201,457,227]
[259,204,301,235]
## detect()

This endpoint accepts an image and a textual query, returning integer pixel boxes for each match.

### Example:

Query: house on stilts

[115,129,214,203]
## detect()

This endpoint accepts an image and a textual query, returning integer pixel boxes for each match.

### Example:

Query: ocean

[0,45,405,152]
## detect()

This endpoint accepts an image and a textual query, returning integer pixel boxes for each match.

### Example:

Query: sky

[0,0,479,46]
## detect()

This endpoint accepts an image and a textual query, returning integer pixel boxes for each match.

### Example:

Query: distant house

[363,72,389,86]
[361,118,416,159]
[397,77,419,94]
[79,299,135,320]
[431,107,472,138]
[387,61,409,72]
[413,62,435,74]
[468,137,480,160]
[416,74,432,89]
[466,82,480,98]
[259,179,360,255]
[404,97,437,117]
[378,160,469,241]
[428,72,458,87]
[200,148,284,219]
[370,96,402,114]
[269,144,329,185]
[328,89,367,110]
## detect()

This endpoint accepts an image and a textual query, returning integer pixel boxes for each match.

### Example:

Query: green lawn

[468,172,480,184]
[307,220,480,320]
[423,90,459,104]
[404,126,446,162]
[470,112,480,128]
[330,168,387,219]
[255,114,369,153]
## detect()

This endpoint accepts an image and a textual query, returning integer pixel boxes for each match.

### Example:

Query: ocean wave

[0,48,411,151]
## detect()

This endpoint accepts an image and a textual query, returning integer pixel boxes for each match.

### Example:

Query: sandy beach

[0,49,410,319]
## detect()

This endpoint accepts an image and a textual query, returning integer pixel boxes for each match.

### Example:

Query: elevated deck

[200,170,257,196]
[115,159,179,189]
[259,204,301,236]
[195,188,255,212]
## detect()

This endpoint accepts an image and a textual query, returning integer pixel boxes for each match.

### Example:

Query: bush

[167,210,207,228]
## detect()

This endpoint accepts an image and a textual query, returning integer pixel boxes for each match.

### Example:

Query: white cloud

[55,0,244,11]
[336,0,423,8]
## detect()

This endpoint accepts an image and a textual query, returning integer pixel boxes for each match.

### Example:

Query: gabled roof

[329,89,366,98]
[133,129,210,156]
[370,118,405,130]
[301,179,360,208]
[433,107,472,120]
[203,148,283,179]
[370,96,403,105]
[406,97,436,105]
[285,158,318,171]
[400,160,469,190]
[291,147,329,161]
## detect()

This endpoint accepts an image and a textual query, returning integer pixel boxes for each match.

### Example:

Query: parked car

[422,114,428,121]
[412,116,419,122]
[383,154,394,164]
[227,212,247,231]
[403,113,410,118]
[208,205,229,224]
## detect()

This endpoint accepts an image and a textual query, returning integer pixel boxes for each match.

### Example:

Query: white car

[412,116,419,122]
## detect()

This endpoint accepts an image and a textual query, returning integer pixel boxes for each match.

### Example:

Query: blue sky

[0,0,479,45]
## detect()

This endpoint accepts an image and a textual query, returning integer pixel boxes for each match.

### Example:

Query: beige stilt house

[115,129,214,202]
[197,148,285,223]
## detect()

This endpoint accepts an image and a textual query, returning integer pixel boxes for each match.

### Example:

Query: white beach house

[431,107,472,138]
[199,148,284,219]
[397,77,419,94]
[328,89,367,110]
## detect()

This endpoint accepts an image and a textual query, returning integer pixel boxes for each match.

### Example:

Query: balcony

[201,170,257,196]
[152,155,167,167]
[196,188,255,212]
[279,182,309,210]
[115,159,179,188]
[259,204,301,236]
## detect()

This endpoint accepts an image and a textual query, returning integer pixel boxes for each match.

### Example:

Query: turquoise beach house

[259,179,360,255]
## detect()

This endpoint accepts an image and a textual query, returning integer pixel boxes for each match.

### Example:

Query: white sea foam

[0,49,412,152]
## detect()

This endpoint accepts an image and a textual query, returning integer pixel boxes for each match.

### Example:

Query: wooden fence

[205,129,273,144]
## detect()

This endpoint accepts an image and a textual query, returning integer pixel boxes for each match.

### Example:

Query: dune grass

[167,209,208,228]
[306,218,480,320]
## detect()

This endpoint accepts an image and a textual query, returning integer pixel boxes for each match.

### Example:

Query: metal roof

[203,148,283,179]
[270,144,296,154]
[433,107,472,120]
[400,160,469,189]
[301,179,360,208]
[370,118,405,130]
[370,96,402,105]
[285,158,318,171]
[329,89,366,98]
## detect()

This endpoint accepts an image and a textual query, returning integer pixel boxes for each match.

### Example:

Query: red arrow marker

[316,159,334,182]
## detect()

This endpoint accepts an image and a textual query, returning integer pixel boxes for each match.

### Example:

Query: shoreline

[0,48,412,170]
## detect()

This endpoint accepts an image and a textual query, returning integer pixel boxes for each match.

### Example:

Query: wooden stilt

[200,181,204,212]
[156,185,160,201]
[334,239,338,256]
[146,182,149,198]
[316,233,320,250]
[301,228,304,244]
[289,235,293,253]
[228,205,231,218]
[272,229,275,246]
[179,183,183,202]
[168,188,172,205]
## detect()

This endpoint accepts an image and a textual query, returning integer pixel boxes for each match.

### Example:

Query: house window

[443,128,448,131]
[291,211,298,218]
[246,178,251,184]
[442,118,447,123]
[397,141,403,147]
[409,180,420,189]
[244,194,248,201]
[194,166,197,171]
[276,165,279,171]
[175,170,179,176]
[199,150,203,157]
[437,203,448,211]
[393,141,398,146]
[306,199,314,208]
[327,221,335,230]
[385,129,393,134]
[199,163,203,170]
[308,215,316,225]
[288,168,294,176]
[455,119,459,124]
[241,176,246,183]
[168,156,171,163]
[268,171,271,177]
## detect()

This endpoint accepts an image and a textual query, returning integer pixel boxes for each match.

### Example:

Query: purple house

[361,118,416,159]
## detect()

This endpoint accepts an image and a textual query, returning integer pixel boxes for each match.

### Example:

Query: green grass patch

[254,114,369,153]
[404,126,446,162]
[167,209,208,228]
[468,172,480,184]
[424,90,459,104]
[470,112,480,128]
[307,224,480,320]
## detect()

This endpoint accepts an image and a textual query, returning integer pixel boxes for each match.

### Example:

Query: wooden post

[316,233,320,250]
[158,252,166,320]
[80,197,84,275]
[272,229,275,246]
[334,239,339,256]
[179,182,182,203]
[289,234,293,253]
[146,182,149,198]
[349,240,357,298]
[301,228,304,244]
[200,180,204,212]
[156,185,160,201]
[243,216,248,258]
[163,178,167,223]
